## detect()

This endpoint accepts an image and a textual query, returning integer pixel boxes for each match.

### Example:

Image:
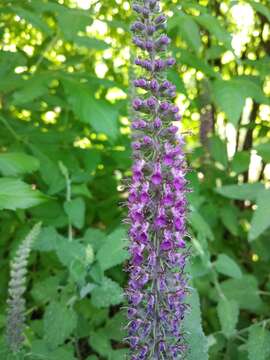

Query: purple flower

[127,1,189,359]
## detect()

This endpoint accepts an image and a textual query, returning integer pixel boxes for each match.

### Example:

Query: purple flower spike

[127,1,189,359]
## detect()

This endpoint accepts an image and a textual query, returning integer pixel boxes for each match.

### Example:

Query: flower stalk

[126,1,190,359]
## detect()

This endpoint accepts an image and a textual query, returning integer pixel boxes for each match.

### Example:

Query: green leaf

[211,80,246,126]
[169,12,201,53]
[247,325,270,360]
[91,277,123,308]
[249,189,270,241]
[231,151,250,174]
[104,312,126,341]
[195,14,232,49]
[64,197,85,229]
[0,178,47,210]
[184,288,208,360]
[73,36,109,50]
[179,50,218,78]
[12,7,53,35]
[255,143,270,163]
[220,205,239,236]
[215,254,242,279]
[32,341,75,360]
[212,77,269,126]
[247,1,270,23]
[219,275,263,312]
[209,136,228,168]
[33,226,61,251]
[12,75,50,105]
[57,10,92,40]
[96,227,129,271]
[63,79,119,140]
[217,298,239,338]
[0,152,39,176]
[43,302,77,349]
[189,210,214,241]
[216,183,264,201]
[89,329,112,357]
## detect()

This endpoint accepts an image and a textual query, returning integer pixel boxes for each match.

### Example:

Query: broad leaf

[217,298,239,338]
[247,325,270,360]
[0,178,47,210]
[249,189,270,241]
[216,183,264,201]
[184,288,208,360]
[91,277,123,308]
[64,197,85,229]
[215,254,242,279]
[0,152,39,176]
[209,136,228,168]
[43,302,77,348]
[96,227,129,271]
[63,79,119,140]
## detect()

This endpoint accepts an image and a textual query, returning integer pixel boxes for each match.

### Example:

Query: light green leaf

[0,152,39,176]
[91,277,123,308]
[217,298,239,338]
[179,50,218,78]
[169,12,201,53]
[184,288,208,360]
[215,254,242,279]
[209,136,228,168]
[215,183,264,201]
[12,7,53,35]
[32,340,76,360]
[12,76,49,105]
[219,275,263,312]
[249,189,270,241]
[73,36,109,50]
[96,227,129,271]
[247,325,270,360]
[195,14,232,49]
[43,302,77,348]
[63,79,119,140]
[57,10,92,40]
[64,197,85,229]
[0,178,47,210]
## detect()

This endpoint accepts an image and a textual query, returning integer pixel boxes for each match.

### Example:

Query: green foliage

[0,0,269,358]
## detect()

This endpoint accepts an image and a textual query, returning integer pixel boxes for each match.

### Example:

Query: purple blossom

[127,1,189,359]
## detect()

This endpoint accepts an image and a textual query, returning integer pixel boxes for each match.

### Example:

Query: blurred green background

[0,0,270,359]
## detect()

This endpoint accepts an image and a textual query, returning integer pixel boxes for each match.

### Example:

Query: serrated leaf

[57,9,92,40]
[0,152,39,176]
[219,275,263,312]
[43,302,77,349]
[217,298,239,338]
[247,325,270,360]
[89,329,112,357]
[184,288,208,360]
[63,79,119,140]
[96,227,129,270]
[31,340,75,360]
[91,277,123,308]
[64,197,85,229]
[215,254,242,279]
[0,178,47,210]
[215,183,264,201]
[249,189,270,241]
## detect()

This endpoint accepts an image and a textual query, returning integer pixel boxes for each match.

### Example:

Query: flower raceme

[126,1,190,359]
